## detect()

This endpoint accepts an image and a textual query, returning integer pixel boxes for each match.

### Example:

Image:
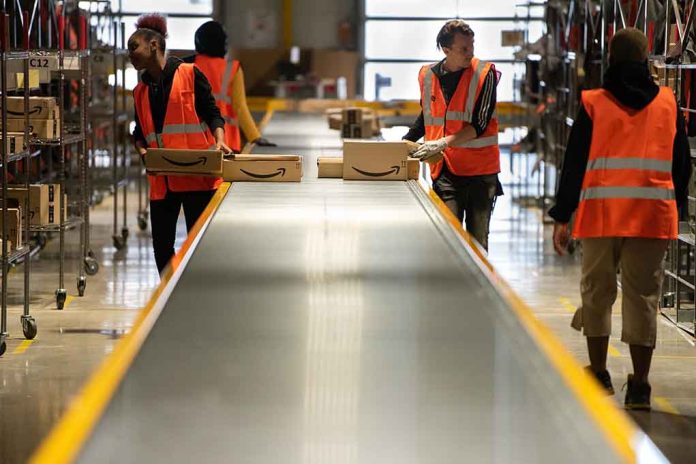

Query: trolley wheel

[56,289,67,310]
[121,227,129,240]
[113,235,126,250]
[36,234,47,250]
[87,249,96,259]
[22,317,37,340]
[77,276,87,297]
[0,340,6,357]
[84,256,99,276]
[137,213,148,231]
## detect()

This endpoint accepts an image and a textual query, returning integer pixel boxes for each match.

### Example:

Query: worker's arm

[403,111,425,142]
[193,67,231,153]
[230,67,263,143]
[673,104,692,216]
[548,104,593,255]
[132,110,147,157]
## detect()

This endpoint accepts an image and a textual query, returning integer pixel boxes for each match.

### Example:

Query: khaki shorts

[571,238,668,347]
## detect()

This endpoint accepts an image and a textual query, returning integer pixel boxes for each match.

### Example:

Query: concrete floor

[0,154,694,462]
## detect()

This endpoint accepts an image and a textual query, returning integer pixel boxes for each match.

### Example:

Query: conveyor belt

[33,113,664,463]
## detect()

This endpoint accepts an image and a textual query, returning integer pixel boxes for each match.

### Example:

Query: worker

[185,20,276,153]
[128,14,231,275]
[405,19,501,251]
[549,28,691,410]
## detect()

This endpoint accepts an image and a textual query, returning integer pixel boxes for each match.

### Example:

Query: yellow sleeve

[230,66,261,143]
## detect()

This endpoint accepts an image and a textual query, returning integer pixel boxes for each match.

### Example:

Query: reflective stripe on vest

[422,60,485,125]
[586,157,672,173]
[580,186,675,201]
[213,57,235,103]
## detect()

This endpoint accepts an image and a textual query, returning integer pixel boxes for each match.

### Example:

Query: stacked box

[7,184,63,226]
[1,96,61,139]
[0,208,22,249]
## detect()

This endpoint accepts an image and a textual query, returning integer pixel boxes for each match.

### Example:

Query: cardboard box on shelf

[7,184,63,226]
[1,96,59,120]
[7,118,60,139]
[1,132,25,154]
[0,208,22,249]
[145,148,223,176]
[342,141,409,181]
[223,155,303,182]
[317,157,343,178]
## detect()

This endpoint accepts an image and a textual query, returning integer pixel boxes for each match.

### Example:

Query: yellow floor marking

[13,340,34,354]
[653,396,680,415]
[558,298,620,357]
[64,296,74,308]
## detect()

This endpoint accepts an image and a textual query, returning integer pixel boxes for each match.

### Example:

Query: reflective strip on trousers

[453,135,498,149]
[580,186,675,201]
[586,157,672,173]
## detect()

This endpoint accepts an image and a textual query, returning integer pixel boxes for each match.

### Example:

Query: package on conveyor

[223,154,303,182]
[341,140,417,181]
[0,208,22,249]
[1,96,61,139]
[326,107,381,138]
[144,148,223,176]
[0,132,25,154]
[318,155,420,180]
[403,139,444,165]
[6,184,64,226]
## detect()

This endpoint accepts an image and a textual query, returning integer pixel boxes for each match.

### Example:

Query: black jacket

[133,57,224,147]
[403,59,497,141]
[548,61,692,223]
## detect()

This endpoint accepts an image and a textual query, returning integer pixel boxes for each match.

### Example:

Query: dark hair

[195,21,228,57]
[609,27,648,65]
[134,14,168,52]
[436,19,474,50]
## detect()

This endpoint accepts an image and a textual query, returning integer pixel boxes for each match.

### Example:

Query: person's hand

[553,222,570,256]
[412,138,448,161]
[215,139,232,154]
[254,137,277,147]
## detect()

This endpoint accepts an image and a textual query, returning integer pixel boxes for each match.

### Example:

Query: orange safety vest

[194,55,242,152]
[573,87,678,239]
[419,58,500,179]
[134,63,221,201]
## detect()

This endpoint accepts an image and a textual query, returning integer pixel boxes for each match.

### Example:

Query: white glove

[412,138,448,161]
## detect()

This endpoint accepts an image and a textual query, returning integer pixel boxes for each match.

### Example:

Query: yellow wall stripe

[421,182,639,462]
[30,183,230,464]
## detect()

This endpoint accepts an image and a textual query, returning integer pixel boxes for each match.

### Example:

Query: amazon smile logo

[351,165,401,177]
[162,156,208,167]
[240,168,286,179]
[7,105,44,117]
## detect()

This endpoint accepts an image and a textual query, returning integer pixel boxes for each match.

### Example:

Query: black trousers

[150,189,216,275]
[433,167,500,251]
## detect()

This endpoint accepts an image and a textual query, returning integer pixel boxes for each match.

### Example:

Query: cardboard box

[223,155,302,182]
[317,157,343,178]
[1,96,59,120]
[328,113,342,130]
[319,156,420,180]
[1,132,25,154]
[403,140,444,165]
[343,141,409,181]
[0,208,22,249]
[145,148,223,176]
[7,184,62,226]
[341,120,374,139]
[342,107,364,125]
[7,118,60,139]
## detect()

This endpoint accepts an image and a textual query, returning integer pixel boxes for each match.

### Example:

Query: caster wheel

[22,317,37,340]
[137,215,148,231]
[113,235,126,250]
[121,227,129,240]
[77,276,87,297]
[84,256,99,276]
[0,341,6,356]
[87,249,96,259]
[56,289,67,310]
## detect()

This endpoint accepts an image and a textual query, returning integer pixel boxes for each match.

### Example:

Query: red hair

[135,14,168,38]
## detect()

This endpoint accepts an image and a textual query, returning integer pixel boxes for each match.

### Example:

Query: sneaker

[624,374,651,411]
[585,366,615,395]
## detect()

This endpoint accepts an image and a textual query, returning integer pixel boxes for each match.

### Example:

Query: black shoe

[586,366,615,395]
[624,374,651,411]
